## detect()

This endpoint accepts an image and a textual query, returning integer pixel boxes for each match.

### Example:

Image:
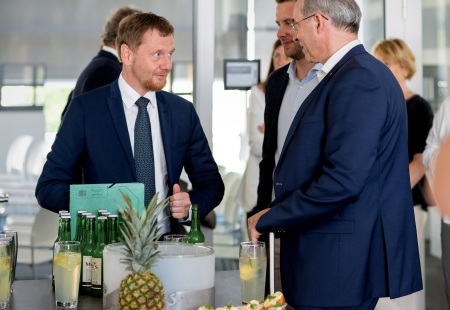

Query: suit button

[276,183,282,186]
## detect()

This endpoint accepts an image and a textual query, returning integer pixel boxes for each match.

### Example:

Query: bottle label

[91,258,102,285]
[82,256,92,283]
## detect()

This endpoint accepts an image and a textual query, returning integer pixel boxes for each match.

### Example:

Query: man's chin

[143,79,167,92]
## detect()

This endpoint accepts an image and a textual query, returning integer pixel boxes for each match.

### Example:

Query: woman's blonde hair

[372,38,416,80]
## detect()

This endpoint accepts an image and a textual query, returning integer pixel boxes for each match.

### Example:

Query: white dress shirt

[316,39,362,82]
[118,74,171,233]
[102,45,119,59]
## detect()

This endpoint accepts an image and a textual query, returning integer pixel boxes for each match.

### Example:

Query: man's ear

[121,44,133,66]
[315,14,326,34]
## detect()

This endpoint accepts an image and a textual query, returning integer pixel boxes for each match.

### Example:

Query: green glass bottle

[60,215,72,241]
[188,205,205,245]
[91,216,106,297]
[117,212,123,240]
[81,215,96,294]
[53,210,69,290]
[101,212,111,244]
[80,212,91,251]
[108,215,118,244]
[97,210,107,217]
[74,210,86,242]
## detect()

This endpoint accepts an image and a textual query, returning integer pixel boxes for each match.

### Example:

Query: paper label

[91,258,102,285]
[77,188,108,199]
[82,256,92,283]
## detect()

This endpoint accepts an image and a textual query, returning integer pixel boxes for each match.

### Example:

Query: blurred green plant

[43,88,72,133]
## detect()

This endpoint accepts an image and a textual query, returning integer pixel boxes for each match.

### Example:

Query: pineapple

[116,191,169,310]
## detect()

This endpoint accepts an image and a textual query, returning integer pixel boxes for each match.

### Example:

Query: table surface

[8,270,242,309]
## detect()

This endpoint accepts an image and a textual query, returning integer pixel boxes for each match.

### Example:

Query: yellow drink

[54,252,82,304]
[239,256,267,303]
[0,256,10,303]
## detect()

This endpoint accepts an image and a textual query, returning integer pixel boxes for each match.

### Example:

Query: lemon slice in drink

[56,253,69,268]
[240,264,255,281]
[67,254,80,272]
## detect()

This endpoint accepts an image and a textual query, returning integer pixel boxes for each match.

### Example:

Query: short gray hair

[301,0,361,34]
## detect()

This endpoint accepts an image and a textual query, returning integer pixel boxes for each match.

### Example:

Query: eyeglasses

[290,14,329,31]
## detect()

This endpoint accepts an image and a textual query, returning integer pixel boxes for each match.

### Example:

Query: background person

[61,6,142,120]
[373,39,433,209]
[235,38,291,294]
[236,39,291,218]
[36,12,224,235]
[373,39,433,310]
[248,0,422,309]
[423,98,450,308]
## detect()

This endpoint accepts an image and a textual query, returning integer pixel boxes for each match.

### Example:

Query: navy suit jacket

[37,79,224,233]
[255,45,422,307]
[61,50,122,120]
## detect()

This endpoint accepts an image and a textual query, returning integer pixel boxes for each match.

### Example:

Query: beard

[131,64,168,92]
[285,41,305,61]
[141,75,167,92]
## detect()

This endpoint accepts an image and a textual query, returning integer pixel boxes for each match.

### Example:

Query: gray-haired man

[248,0,422,309]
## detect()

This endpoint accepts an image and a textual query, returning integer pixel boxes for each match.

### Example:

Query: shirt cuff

[178,205,192,222]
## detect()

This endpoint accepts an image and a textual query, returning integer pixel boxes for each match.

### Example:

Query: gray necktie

[134,97,156,208]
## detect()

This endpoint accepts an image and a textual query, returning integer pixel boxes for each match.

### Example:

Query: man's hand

[248,208,270,242]
[258,123,265,134]
[170,184,191,220]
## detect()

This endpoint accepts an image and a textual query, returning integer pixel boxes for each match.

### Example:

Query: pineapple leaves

[117,190,170,273]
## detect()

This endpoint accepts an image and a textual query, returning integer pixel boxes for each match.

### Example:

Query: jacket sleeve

[35,98,85,213]
[183,105,225,219]
[256,68,390,234]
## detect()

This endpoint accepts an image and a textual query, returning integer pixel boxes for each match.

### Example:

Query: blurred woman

[373,38,434,310]
[236,39,291,217]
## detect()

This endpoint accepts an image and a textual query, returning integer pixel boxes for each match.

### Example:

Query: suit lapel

[274,45,367,177]
[106,80,137,180]
[156,92,173,187]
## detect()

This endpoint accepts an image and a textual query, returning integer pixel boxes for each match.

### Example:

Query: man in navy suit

[61,6,141,120]
[249,0,422,309]
[36,12,224,234]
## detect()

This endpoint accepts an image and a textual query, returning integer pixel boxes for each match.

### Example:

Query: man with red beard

[36,13,224,235]
[249,0,322,292]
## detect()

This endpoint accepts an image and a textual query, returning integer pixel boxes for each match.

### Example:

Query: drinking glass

[239,241,267,305]
[164,234,188,243]
[0,231,17,293]
[54,241,82,308]
[0,240,11,309]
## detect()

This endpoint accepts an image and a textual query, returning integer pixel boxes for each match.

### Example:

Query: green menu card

[69,183,145,240]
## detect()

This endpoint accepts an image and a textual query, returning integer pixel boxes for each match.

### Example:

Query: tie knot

[135,97,150,109]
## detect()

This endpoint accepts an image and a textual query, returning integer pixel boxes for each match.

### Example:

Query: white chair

[215,172,241,215]
[213,175,242,245]
[0,140,50,191]
[15,208,58,279]
[0,135,34,183]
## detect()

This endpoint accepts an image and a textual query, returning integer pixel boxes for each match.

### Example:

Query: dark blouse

[406,95,434,208]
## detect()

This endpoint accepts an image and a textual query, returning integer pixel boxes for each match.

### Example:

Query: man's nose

[161,57,172,71]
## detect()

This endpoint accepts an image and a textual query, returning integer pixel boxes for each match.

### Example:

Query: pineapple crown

[116,191,169,273]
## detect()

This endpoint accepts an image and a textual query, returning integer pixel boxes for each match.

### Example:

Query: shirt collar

[319,39,361,77]
[118,74,157,110]
[287,60,323,83]
[102,45,119,59]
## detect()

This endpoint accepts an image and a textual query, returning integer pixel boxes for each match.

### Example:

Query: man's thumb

[173,183,180,194]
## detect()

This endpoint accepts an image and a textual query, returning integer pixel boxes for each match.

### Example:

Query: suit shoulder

[72,83,111,105]
[159,91,193,108]
[267,64,289,83]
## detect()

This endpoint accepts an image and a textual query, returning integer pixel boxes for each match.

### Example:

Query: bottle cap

[59,211,69,214]
[78,210,87,214]
[107,214,118,218]
[87,215,96,219]
[98,216,107,221]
